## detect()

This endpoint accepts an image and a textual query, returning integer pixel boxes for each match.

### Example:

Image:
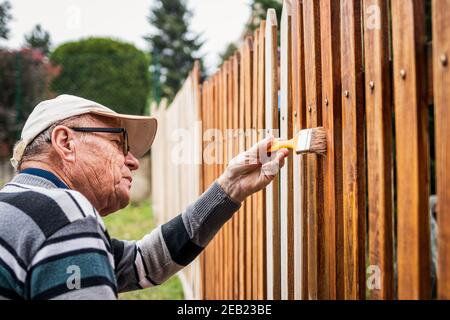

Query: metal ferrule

[295,129,312,154]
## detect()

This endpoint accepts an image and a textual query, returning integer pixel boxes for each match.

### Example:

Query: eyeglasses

[70,127,129,156]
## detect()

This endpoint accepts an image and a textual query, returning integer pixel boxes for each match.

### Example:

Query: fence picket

[280,0,294,300]
[244,37,254,299]
[238,44,247,300]
[391,0,431,300]
[232,53,241,300]
[363,0,394,300]
[303,0,323,299]
[320,0,343,300]
[291,0,308,300]
[432,0,450,300]
[340,0,366,300]
[264,9,280,300]
[257,21,267,300]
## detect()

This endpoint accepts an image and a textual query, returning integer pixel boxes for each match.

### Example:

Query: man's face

[71,116,139,215]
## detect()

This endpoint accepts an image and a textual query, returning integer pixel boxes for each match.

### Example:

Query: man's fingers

[278,154,286,168]
[277,148,289,160]
[261,148,289,176]
[250,134,274,154]
[264,134,275,149]
[252,135,278,165]
[275,149,287,169]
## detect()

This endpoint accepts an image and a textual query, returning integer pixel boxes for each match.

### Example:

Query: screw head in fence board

[400,69,407,79]
[441,54,448,67]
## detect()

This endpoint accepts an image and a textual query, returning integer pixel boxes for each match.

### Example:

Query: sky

[7,0,252,73]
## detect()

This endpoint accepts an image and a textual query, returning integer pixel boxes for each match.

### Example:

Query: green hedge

[51,38,151,115]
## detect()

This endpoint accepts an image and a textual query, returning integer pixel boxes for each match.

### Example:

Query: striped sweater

[0,168,240,300]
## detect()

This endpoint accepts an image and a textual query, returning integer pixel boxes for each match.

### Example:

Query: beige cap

[11,94,158,169]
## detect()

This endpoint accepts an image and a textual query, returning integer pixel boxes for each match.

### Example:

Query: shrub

[50,38,151,115]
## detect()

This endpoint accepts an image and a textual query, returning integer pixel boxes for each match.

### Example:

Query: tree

[0,48,59,157]
[247,0,282,33]
[24,24,52,55]
[50,38,151,115]
[0,0,12,41]
[218,43,238,67]
[145,0,203,102]
[218,0,282,66]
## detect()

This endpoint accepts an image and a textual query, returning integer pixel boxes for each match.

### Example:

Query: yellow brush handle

[269,139,295,152]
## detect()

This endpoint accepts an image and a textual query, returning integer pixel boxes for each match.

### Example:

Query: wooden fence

[151,0,449,300]
[150,63,203,299]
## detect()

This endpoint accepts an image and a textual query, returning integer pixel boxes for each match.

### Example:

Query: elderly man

[0,95,288,300]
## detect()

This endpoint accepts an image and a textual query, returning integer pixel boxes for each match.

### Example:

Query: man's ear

[51,125,76,162]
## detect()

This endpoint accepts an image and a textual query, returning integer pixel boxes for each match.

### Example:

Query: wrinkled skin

[21,115,139,216]
[66,123,139,215]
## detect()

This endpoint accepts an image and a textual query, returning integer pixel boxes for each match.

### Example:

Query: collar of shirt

[19,168,69,189]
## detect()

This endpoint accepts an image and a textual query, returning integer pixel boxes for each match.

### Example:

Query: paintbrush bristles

[296,127,327,155]
[306,127,327,155]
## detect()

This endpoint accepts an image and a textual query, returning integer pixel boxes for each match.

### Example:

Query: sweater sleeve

[113,181,241,292]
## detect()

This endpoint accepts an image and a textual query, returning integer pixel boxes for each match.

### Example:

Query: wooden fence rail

[152,0,449,300]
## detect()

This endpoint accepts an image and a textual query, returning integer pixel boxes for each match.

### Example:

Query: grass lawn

[103,200,184,300]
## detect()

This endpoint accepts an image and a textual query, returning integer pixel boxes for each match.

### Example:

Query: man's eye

[112,140,121,146]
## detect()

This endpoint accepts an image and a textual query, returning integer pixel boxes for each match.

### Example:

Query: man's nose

[125,152,140,171]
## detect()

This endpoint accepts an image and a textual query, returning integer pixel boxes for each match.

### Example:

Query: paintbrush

[269,127,327,155]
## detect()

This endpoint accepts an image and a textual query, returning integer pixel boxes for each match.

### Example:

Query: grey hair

[16,114,97,169]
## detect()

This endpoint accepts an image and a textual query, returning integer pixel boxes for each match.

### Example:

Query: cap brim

[90,110,158,158]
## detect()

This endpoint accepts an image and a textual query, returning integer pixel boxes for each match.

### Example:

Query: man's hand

[217,135,290,203]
